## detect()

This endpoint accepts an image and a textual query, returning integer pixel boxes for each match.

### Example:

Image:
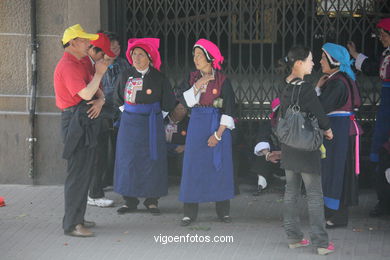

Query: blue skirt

[179,107,234,203]
[321,116,350,210]
[114,110,168,198]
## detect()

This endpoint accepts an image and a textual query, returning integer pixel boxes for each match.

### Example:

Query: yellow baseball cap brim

[62,24,99,45]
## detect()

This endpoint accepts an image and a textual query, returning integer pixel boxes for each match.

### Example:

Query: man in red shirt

[53,24,109,237]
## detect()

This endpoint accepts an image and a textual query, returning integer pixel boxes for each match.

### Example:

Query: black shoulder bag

[276,80,323,151]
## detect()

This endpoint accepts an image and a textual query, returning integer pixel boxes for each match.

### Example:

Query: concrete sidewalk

[0,184,389,260]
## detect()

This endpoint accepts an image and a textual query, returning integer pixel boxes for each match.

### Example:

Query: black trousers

[123,196,159,208]
[183,200,230,220]
[63,146,96,232]
[89,119,117,198]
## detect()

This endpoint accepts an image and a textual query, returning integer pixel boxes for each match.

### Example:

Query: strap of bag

[289,79,304,107]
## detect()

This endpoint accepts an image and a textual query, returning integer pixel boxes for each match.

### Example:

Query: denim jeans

[283,170,329,248]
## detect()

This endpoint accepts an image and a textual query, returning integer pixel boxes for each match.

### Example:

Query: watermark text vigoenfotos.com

[154,234,234,245]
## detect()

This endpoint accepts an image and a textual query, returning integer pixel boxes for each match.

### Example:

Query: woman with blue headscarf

[316,43,361,228]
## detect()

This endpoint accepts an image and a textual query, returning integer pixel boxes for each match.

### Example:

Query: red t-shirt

[81,56,104,90]
[53,52,92,110]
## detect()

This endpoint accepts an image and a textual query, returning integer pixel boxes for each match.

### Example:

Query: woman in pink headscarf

[176,39,236,226]
[113,38,176,215]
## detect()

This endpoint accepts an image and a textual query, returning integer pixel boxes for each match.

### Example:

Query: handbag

[276,80,323,151]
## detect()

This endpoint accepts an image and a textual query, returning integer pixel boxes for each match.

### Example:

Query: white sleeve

[254,142,270,156]
[220,114,235,130]
[183,85,201,107]
[315,87,321,96]
[162,111,169,118]
[355,53,368,71]
[119,105,124,112]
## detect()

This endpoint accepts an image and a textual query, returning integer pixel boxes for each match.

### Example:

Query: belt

[62,105,77,113]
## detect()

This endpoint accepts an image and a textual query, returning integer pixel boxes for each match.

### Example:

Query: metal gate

[108,0,390,158]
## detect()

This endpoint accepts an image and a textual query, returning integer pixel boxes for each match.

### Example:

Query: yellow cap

[62,24,99,45]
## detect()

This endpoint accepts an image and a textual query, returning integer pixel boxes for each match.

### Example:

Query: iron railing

[109,0,390,156]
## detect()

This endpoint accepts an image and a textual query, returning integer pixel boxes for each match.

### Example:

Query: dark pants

[167,147,184,178]
[89,120,117,198]
[183,200,230,220]
[123,196,159,208]
[63,146,96,232]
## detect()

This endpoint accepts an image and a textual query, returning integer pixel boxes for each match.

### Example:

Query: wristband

[214,131,222,141]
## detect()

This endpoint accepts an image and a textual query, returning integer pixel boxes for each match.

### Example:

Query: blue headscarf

[322,43,356,81]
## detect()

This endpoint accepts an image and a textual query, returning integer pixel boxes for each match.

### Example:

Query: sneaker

[88,197,114,207]
[180,217,192,226]
[317,242,335,255]
[219,216,232,223]
[288,239,310,249]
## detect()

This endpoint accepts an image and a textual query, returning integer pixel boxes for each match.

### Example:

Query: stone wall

[0,0,102,184]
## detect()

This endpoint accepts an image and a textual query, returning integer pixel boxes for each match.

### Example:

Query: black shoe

[181,217,192,226]
[219,216,232,223]
[144,204,161,215]
[325,220,347,229]
[117,205,137,214]
[252,186,262,196]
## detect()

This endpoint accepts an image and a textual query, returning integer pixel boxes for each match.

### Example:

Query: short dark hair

[89,45,103,54]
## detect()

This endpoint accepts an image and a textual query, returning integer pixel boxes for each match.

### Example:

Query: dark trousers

[167,150,184,177]
[123,196,159,208]
[183,200,230,220]
[89,120,117,198]
[63,146,96,232]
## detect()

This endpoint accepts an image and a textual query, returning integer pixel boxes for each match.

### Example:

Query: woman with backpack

[279,46,334,255]
[316,43,361,228]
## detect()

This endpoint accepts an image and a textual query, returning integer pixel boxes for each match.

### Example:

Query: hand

[347,41,358,59]
[324,129,333,140]
[95,59,109,75]
[207,134,219,147]
[195,74,215,92]
[87,98,105,119]
[268,151,281,163]
[104,55,115,65]
[175,145,185,153]
[316,74,329,88]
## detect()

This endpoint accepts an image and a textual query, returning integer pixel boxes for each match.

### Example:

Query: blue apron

[179,107,234,203]
[322,114,351,210]
[114,102,168,198]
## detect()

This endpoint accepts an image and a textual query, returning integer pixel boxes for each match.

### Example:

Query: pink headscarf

[377,18,390,32]
[193,39,224,70]
[126,38,162,71]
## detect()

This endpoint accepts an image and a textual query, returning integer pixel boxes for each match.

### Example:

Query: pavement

[0,183,389,260]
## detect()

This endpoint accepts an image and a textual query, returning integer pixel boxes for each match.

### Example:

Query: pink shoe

[288,239,310,249]
[317,242,335,255]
